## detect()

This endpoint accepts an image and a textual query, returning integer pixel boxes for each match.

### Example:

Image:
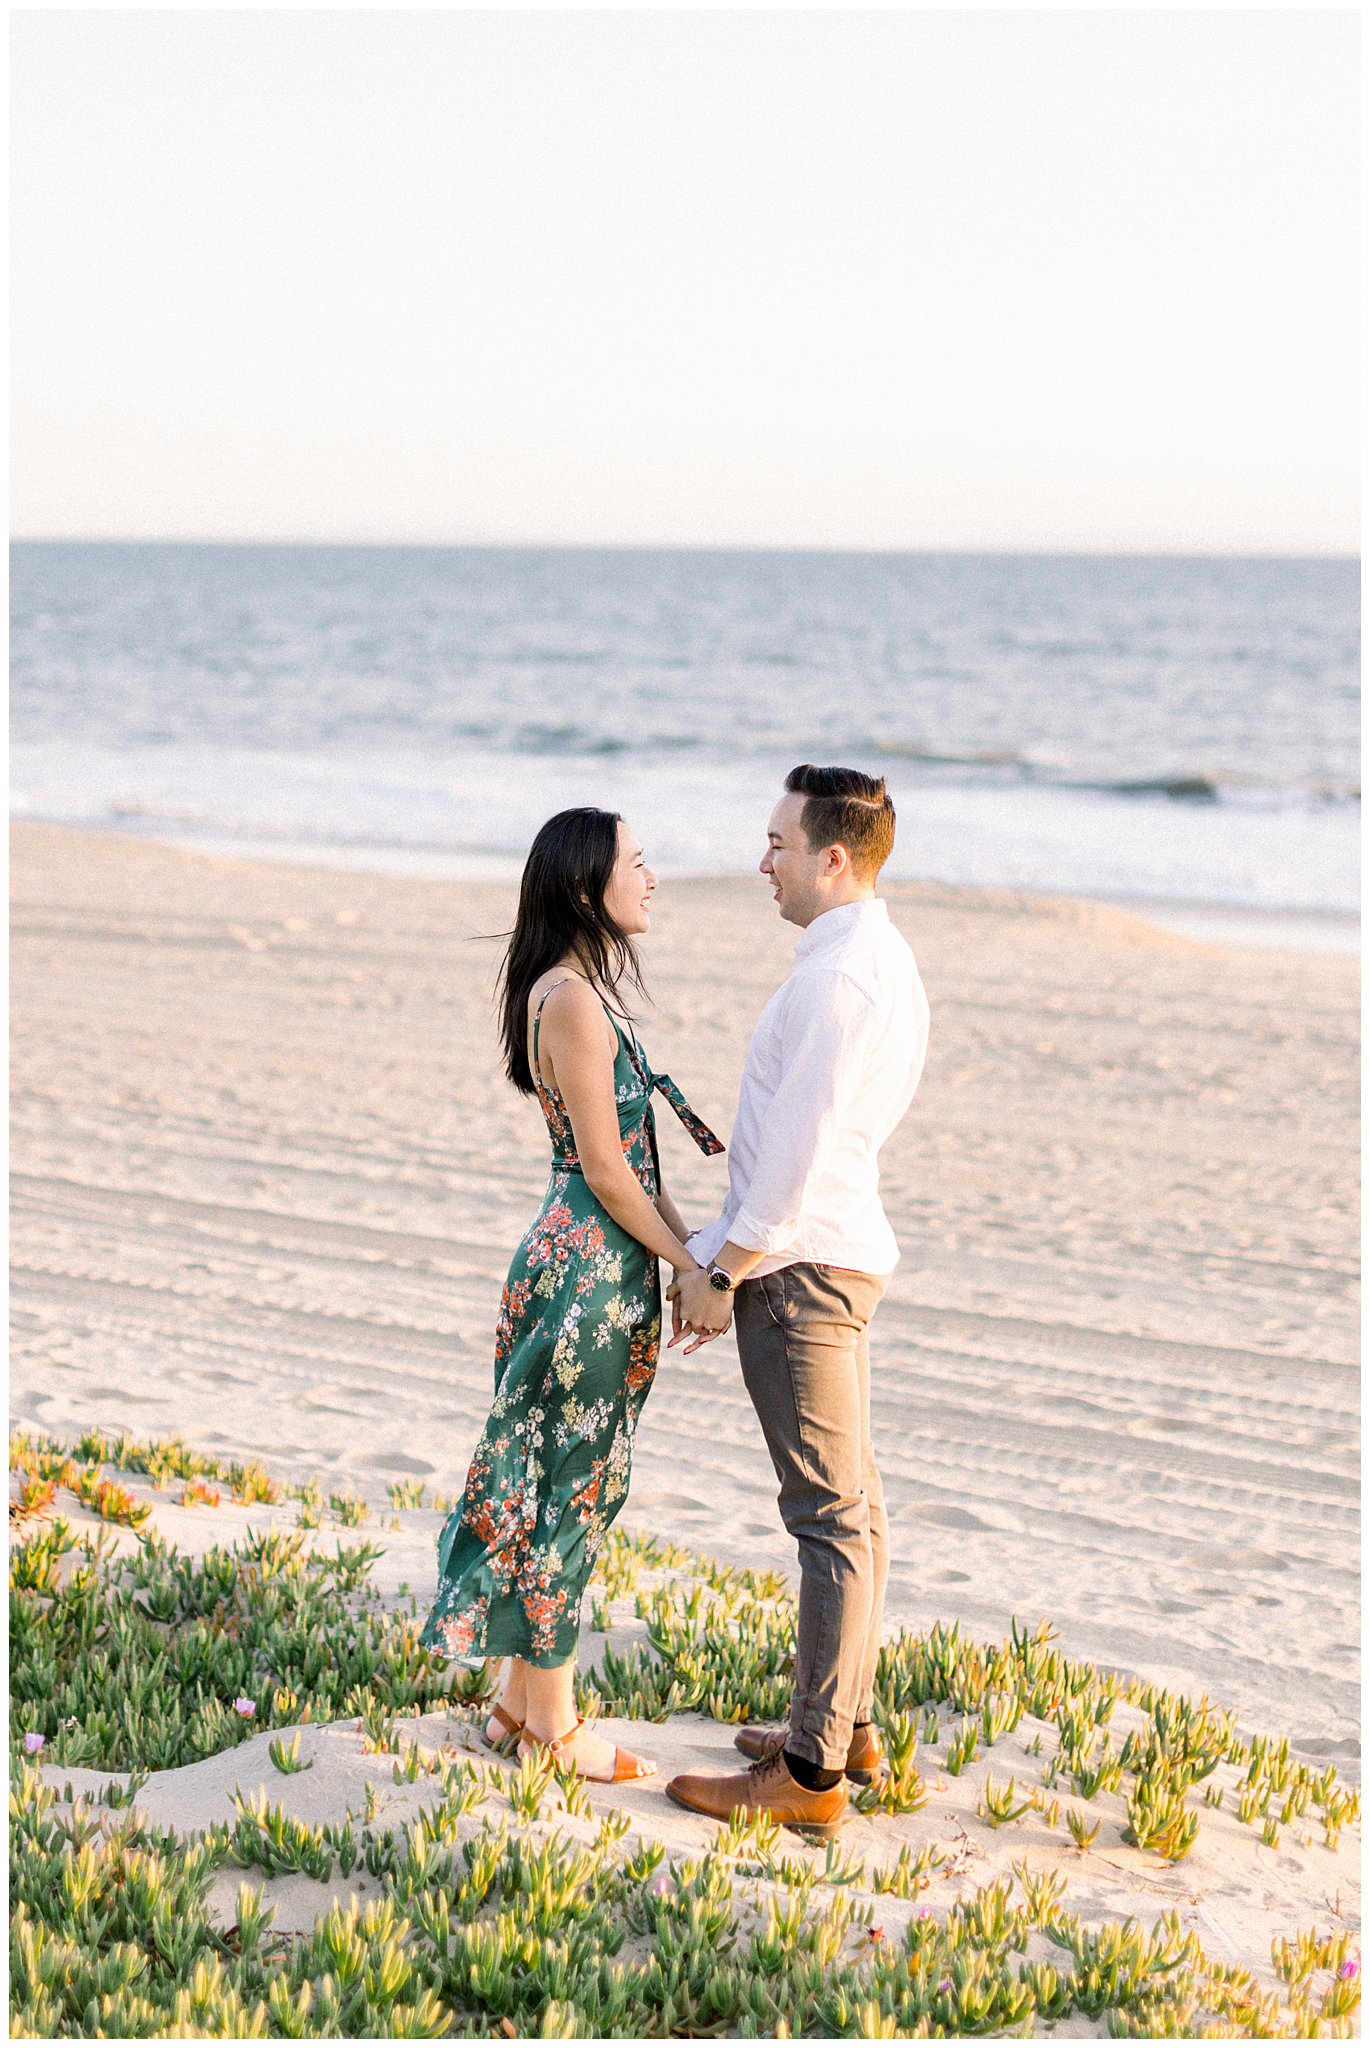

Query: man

[666,762,930,1836]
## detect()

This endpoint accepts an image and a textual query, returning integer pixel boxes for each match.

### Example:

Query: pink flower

[651,1876,672,1897]
[23,1732,44,1754]
[233,1697,256,1718]
[1337,1960,1359,1981]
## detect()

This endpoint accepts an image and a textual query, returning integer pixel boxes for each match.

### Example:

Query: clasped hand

[665,1265,732,1354]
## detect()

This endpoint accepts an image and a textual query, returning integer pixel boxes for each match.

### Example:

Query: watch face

[709,1269,732,1292]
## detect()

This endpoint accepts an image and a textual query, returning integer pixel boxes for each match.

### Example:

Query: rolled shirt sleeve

[728,968,878,1255]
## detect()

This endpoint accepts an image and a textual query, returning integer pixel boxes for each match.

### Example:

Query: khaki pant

[733,1263,888,1772]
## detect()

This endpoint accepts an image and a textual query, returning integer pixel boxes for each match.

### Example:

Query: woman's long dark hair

[498,807,647,1095]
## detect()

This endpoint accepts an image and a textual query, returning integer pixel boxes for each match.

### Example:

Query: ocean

[10,543,1359,944]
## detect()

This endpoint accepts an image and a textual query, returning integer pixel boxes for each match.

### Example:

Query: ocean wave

[876,743,1040,770]
[502,648,603,667]
[508,726,633,757]
[874,749,1360,807]
[1070,773,1362,807]
[1090,774,1223,803]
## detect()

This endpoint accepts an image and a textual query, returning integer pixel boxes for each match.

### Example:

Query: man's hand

[667,1267,734,1353]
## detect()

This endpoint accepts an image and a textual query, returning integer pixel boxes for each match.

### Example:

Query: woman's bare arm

[655,1184,691,1248]
[538,982,699,1270]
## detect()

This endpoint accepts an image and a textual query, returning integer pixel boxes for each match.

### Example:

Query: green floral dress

[421,983,723,1668]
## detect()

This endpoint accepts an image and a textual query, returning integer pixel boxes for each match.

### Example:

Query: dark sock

[783,1747,842,1792]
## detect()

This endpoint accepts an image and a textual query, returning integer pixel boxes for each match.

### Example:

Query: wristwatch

[707,1262,736,1294]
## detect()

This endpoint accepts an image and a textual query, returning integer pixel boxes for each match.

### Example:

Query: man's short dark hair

[784,764,896,878]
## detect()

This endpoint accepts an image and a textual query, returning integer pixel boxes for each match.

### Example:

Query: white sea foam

[10,737,1359,926]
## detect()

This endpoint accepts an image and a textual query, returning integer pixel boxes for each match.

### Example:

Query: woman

[420,806,723,1781]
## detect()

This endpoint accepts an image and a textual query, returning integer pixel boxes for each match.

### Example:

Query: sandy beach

[10,819,1359,1767]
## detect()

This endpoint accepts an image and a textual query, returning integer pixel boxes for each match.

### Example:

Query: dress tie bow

[648,1072,725,1156]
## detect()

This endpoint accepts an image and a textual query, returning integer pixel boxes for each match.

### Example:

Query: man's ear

[825,842,850,880]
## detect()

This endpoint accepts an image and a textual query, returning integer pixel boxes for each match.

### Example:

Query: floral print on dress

[420,982,723,1667]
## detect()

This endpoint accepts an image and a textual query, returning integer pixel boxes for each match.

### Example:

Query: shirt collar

[793,896,888,959]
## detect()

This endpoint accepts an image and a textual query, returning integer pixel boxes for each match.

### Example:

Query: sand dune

[25,1481,1361,2020]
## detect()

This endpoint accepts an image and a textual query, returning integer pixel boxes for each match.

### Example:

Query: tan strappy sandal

[482,1702,525,1757]
[517,1716,657,1783]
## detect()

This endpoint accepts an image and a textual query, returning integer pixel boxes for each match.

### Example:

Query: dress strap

[531,977,624,1093]
[530,978,575,1093]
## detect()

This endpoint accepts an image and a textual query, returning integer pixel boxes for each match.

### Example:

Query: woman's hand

[666,1263,700,1345]
[667,1267,733,1353]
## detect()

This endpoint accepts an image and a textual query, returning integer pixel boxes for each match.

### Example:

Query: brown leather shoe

[666,1748,848,1838]
[733,1721,883,1785]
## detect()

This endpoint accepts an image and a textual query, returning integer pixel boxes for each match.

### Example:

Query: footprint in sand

[896,1502,996,1532]
[1187,1546,1291,1572]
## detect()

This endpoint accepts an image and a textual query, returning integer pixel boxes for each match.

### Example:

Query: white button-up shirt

[689,898,930,1279]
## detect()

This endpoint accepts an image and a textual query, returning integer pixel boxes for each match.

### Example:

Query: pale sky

[10,8,1360,553]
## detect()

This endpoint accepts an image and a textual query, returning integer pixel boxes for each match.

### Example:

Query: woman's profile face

[603,819,656,935]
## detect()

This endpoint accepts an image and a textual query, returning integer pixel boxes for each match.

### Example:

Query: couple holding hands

[420,763,929,1835]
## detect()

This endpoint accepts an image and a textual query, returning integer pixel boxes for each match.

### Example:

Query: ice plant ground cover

[9,1429,1362,2038]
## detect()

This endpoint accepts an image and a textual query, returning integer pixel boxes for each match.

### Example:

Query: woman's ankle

[523,1712,584,1748]
[493,1674,527,1719]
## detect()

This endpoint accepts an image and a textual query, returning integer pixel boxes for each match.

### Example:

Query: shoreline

[9,814,1362,957]
[11,819,1360,1764]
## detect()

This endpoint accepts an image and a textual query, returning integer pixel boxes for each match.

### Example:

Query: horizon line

[9,535,1360,564]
